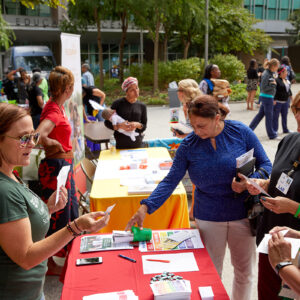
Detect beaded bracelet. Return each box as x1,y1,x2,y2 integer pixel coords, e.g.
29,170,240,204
66,222,81,237
73,219,81,233
294,204,300,218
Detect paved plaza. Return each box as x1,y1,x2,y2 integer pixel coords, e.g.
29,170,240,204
45,84,300,300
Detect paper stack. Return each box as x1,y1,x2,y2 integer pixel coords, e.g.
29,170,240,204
112,230,134,243
83,289,138,299
150,280,192,300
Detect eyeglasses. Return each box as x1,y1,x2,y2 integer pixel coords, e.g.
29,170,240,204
4,133,40,148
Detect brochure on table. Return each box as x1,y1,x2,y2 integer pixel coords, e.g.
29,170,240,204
83,289,138,300
80,234,133,253
93,149,173,194
139,229,204,252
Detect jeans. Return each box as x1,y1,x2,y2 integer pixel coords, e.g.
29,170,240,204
273,100,289,133
195,218,256,300
249,96,277,139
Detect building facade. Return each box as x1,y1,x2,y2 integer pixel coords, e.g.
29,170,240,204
244,0,300,57
0,0,146,77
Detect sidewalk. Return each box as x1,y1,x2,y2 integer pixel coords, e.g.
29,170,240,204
44,83,300,299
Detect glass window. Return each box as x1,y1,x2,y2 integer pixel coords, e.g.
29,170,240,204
280,9,289,20
255,6,264,19
267,8,277,20
110,44,119,54
39,5,51,17
268,0,277,9
102,44,109,54
280,1,289,9
3,0,17,14
293,0,300,9
256,0,264,5
244,0,250,5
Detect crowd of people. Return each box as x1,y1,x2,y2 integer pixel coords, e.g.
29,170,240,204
0,56,300,300
248,56,295,139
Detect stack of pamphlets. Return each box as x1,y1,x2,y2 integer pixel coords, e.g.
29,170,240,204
112,230,134,244
150,280,191,300
83,289,138,299
80,235,133,253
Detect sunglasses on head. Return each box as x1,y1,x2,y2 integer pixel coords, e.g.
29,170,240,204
4,133,40,148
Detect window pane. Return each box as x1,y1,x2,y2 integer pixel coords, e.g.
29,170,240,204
255,6,264,19
3,0,17,14
267,8,276,20
244,0,250,5
256,0,264,5
268,0,277,9
39,5,51,17
280,9,289,20
293,0,300,9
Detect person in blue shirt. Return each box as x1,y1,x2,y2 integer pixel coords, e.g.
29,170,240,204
126,95,272,300
81,63,95,87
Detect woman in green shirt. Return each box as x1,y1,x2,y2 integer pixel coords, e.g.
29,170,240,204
0,103,110,300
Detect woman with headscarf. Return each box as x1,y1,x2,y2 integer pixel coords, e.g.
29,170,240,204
104,77,147,149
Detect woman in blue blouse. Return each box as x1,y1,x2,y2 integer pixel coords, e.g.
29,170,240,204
126,95,272,300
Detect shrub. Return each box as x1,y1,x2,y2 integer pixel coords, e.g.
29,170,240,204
210,54,246,83
229,83,260,101
130,57,204,89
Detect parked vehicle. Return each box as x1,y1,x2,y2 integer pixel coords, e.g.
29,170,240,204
3,45,56,78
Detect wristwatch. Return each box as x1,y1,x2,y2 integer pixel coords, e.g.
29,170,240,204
275,261,293,275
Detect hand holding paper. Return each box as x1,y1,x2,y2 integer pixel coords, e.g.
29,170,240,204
56,165,71,205
240,174,271,197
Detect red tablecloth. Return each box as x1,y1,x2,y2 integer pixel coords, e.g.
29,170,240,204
61,234,229,300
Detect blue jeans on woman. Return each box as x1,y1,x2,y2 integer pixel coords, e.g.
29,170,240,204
273,100,290,133
249,96,277,139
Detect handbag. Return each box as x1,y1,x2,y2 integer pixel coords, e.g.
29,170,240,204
244,167,270,236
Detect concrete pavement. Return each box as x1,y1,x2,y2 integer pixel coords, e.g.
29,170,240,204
44,84,300,300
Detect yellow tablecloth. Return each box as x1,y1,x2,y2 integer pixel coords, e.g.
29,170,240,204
90,147,190,233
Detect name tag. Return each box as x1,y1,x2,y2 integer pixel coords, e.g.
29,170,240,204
276,172,293,195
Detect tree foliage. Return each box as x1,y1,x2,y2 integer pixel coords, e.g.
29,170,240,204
0,5,15,49
18,0,74,9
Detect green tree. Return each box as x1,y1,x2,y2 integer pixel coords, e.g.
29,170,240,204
0,5,15,50
131,0,175,93
287,9,300,45
110,0,134,83
19,0,73,8
175,0,204,59
205,2,271,55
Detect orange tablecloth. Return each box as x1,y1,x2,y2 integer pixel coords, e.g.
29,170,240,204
61,233,229,300
90,147,190,233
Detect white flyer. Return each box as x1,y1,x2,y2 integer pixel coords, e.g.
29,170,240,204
56,165,70,205
239,174,271,197
105,203,116,214
236,148,254,168
89,99,104,111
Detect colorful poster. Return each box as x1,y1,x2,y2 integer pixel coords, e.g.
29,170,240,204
139,229,204,252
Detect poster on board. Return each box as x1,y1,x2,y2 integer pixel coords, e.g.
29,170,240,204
60,32,84,166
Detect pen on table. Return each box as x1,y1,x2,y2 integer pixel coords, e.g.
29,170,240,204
118,254,136,263
146,259,170,263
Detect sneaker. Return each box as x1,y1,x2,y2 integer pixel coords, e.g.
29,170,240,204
269,136,281,140
283,130,293,134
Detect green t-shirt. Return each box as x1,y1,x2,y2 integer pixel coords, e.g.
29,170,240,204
0,172,50,300
39,78,49,103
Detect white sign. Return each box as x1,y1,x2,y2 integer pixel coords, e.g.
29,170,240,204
60,33,85,166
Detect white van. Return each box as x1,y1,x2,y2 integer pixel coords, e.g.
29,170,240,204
3,45,56,77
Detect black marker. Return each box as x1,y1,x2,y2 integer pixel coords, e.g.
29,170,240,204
118,254,136,263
